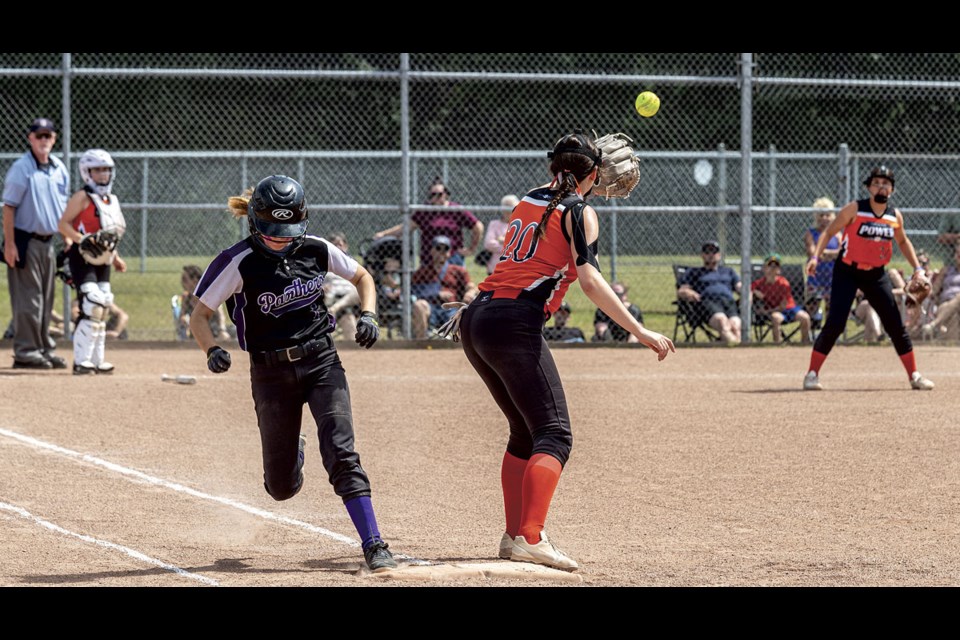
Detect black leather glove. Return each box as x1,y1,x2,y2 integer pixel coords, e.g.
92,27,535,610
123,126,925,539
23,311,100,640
355,311,380,349
206,346,232,373
79,233,103,257
55,249,73,285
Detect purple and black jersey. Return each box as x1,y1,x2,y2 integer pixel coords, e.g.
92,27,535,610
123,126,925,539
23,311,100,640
195,234,359,352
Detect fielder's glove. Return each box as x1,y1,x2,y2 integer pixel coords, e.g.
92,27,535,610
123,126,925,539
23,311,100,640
206,346,232,373
593,132,641,199
79,233,104,258
905,276,932,307
355,311,380,349
436,301,468,342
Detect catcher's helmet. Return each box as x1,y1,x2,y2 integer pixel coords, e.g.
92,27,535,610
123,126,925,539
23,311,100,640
79,148,115,197
863,165,895,188
247,175,308,250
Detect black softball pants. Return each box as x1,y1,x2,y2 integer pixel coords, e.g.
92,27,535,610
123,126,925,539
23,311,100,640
249,340,371,502
813,260,913,356
459,295,573,467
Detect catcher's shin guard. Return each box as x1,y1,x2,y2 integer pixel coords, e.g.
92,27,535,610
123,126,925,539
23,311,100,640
92,321,113,372
73,318,97,372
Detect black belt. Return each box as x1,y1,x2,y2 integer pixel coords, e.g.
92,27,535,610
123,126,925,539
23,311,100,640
249,335,332,366
30,233,53,242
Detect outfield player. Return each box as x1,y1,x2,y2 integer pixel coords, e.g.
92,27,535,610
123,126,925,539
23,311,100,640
456,133,675,570
803,166,934,391
189,175,397,572
57,149,127,374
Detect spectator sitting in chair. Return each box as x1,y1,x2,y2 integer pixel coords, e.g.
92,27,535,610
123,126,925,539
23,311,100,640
543,301,586,343
174,264,231,341
411,235,478,339
323,231,361,341
750,253,812,344
677,240,742,345
592,281,644,343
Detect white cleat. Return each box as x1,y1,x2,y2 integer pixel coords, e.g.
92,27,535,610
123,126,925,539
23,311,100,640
910,372,935,390
803,371,823,391
96,362,115,374
510,531,578,571
498,532,513,560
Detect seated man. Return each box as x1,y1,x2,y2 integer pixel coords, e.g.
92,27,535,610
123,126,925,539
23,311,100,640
411,235,478,339
174,264,231,341
677,240,742,345
592,281,644,342
323,232,360,341
750,253,812,344
543,301,586,343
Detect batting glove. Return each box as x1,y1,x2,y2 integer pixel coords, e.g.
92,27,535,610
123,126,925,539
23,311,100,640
355,311,380,349
436,301,468,342
206,346,232,373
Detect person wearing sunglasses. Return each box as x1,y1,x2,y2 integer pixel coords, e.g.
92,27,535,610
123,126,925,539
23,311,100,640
2,117,70,370
373,178,484,268
676,240,743,345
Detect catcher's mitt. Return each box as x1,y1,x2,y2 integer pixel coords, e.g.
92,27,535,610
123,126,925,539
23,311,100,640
593,132,640,199
905,276,931,307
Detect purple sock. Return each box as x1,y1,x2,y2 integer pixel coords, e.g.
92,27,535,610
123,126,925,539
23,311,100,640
345,496,381,549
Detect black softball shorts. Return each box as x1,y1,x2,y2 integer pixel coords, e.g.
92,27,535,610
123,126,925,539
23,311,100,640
459,295,573,467
249,342,371,502
813,260,913,356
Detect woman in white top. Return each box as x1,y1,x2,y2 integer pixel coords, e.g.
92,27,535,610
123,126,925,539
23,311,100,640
482,194,519,275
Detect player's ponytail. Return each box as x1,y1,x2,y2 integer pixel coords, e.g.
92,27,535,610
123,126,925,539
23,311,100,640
226,187,254,219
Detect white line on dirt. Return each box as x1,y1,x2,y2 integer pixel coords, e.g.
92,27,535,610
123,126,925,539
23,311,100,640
0,427,428,565
0,500,219,586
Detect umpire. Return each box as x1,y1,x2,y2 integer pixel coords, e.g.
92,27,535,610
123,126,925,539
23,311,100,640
189,175,397,572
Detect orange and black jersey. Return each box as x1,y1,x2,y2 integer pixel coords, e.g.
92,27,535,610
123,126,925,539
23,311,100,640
840,198,899,268
479,187,598,316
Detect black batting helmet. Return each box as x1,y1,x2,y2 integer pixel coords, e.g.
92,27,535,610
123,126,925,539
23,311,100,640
863,165,895,188
248,175,308,239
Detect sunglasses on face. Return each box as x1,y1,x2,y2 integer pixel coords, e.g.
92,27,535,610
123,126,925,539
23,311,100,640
428,190,447,199
702,248,720,254
433,245,451,252
34,132,53,139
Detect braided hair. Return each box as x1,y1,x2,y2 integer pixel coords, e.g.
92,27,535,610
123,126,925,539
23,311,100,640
538,132,601,239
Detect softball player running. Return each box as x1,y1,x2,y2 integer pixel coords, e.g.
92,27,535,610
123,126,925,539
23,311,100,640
455,133,675,570
57,149,127,375
189,175,396,572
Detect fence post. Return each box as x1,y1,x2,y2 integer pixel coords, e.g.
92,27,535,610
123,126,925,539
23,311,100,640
739,52,755,343
838,143,850,204
61,54,73,339
400,53,412,339
717,142,727,250
610,202,618,283
767,144,776,255
140,157,149,273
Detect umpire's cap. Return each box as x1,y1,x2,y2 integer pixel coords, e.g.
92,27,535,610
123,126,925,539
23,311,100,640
863,165,895,188
248,175,308,238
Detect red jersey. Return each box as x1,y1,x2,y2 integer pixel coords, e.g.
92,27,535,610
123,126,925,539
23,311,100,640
841,198,899,268
479,187,585,315
750,275,795,310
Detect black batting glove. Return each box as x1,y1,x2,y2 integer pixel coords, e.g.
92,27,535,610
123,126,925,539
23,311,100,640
355,311,380,349
206,346,232,373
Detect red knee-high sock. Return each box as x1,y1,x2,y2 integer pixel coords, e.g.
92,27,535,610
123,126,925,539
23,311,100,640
517,453,563,544
808,350,827,375
900,351,917,379
501,451,528,538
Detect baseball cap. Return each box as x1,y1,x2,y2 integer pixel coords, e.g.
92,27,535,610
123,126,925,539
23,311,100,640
764,253,782,266
702,240,720,252
432,235,452,249
28,117,56,134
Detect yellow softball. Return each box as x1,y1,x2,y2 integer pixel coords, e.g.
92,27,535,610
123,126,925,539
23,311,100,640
635,91,660,118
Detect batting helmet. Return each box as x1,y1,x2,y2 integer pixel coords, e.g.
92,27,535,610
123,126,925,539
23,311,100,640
247,175,308,252
863,165,895,188
79,149,115,197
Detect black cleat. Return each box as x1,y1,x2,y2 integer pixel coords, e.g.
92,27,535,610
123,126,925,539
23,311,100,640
46,355,67,369
73,363,96,375
363,539,397,572
13,358,53,370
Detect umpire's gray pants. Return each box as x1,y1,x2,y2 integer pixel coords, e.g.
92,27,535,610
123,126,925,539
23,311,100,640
7,237,57,363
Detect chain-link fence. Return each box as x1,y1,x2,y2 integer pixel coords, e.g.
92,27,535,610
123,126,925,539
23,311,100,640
2,53,958,342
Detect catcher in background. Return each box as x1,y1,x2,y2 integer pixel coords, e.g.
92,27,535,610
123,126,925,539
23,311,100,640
57,149,126,375
803,166,934,391
443,131,673,571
